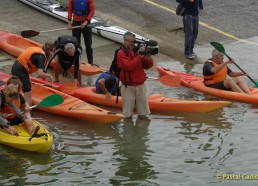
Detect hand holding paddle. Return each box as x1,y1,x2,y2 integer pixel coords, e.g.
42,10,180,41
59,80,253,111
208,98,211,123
5,94,64,118
210,42,258,87
21,21,108,38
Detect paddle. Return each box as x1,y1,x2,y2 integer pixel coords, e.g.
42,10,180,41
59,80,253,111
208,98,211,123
32,82,59,88
148,75,181,87
21,21,108,38
6,94,64,117
30,94,64,109
210,42,258,87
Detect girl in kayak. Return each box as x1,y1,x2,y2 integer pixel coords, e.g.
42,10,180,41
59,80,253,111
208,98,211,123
0,77,39,136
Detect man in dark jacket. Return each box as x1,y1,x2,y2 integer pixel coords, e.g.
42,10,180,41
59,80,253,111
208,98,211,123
176,0,204,59
44,35,82,86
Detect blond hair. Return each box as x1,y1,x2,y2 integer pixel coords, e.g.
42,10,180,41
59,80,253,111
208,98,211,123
6,76,23,92
3,85,19,99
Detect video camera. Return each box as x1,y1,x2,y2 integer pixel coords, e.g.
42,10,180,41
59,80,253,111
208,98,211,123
134,40,159,55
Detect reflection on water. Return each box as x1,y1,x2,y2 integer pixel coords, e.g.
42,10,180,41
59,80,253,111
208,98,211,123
0,139,52,185
110,118,158,185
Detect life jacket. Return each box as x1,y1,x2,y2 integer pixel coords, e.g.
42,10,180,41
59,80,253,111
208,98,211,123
1,93,21,120
73,0,89,16
17,47,46,74
55,35,82,76
203,60,227,85
95,72,117,94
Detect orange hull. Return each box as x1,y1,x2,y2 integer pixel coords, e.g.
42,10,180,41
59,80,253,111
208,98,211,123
31,78,231,113
0,72,123,124
156,66,258,104
0,30,104,76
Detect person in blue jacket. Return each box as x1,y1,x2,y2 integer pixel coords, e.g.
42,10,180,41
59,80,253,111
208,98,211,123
176,0,204,59
95,68,119,100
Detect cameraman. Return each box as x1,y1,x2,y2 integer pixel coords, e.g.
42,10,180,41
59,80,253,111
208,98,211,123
117,31,154,121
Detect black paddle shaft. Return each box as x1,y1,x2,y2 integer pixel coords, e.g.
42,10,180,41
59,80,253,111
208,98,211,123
225,53,257,85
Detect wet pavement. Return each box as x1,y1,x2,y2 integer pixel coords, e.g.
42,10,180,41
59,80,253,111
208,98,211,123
92,0,258,63
1,0,258,67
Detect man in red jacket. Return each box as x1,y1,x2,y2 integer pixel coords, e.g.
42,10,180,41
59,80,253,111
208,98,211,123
117,32,154,120
68,0,95,65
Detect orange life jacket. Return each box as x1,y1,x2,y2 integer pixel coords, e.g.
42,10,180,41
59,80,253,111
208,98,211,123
2,96,21,120
203,60,227,85
17,47,46,74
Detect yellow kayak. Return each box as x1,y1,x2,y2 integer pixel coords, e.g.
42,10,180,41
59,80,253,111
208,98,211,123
0,120,53,153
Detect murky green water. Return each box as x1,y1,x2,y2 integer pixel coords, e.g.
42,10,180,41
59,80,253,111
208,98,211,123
1,38,258,186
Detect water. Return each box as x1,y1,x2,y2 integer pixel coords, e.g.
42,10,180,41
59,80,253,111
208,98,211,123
1,38,258,185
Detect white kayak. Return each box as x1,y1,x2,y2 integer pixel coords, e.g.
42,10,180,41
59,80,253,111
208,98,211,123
19,0,148,44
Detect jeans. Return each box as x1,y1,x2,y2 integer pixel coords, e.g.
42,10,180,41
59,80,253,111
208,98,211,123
183,15,199,55
72,21,93,64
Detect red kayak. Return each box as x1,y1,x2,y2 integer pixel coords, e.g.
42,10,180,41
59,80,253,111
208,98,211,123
0,30,105,76
156,66,258,104
31,77,231,113
0,72,124,124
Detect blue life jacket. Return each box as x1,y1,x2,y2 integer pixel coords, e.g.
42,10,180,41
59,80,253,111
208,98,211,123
73,0,89,16
95,72,117,94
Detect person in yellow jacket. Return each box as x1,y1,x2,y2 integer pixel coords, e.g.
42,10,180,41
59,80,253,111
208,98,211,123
203,49,250,93
11,47,53,106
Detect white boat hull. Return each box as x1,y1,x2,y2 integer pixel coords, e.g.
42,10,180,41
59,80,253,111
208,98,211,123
19,0,148,44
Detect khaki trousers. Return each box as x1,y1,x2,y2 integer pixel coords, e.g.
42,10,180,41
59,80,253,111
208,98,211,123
121,84,150,117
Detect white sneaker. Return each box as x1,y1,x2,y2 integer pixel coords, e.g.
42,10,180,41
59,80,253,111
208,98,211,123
185,54,195,59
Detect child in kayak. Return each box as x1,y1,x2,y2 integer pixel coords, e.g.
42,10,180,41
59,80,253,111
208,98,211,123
0,77,39,136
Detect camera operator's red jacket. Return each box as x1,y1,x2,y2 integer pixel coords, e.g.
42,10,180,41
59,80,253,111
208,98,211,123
117,49,153,86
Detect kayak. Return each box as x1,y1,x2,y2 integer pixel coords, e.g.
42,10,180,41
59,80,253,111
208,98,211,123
0,72,124,124
31,78,232,113
0,30,104,76
156,66,258,104
0,119,53,153
18,0,148,44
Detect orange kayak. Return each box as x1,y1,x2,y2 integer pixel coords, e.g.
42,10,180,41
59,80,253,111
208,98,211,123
156,66,258,104
31,77,231,113
0,30,105,76
0,72,123,124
